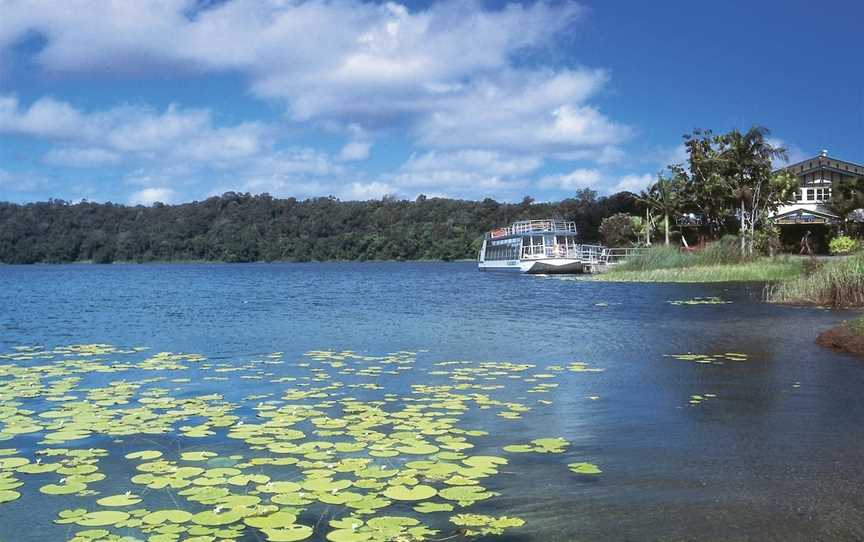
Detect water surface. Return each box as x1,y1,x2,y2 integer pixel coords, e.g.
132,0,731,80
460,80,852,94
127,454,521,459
1,262,862,541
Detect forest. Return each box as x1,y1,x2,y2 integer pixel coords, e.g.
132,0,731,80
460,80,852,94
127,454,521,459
0,189,639,263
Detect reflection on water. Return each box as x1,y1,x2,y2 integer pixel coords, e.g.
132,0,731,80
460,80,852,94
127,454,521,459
1,262,863,541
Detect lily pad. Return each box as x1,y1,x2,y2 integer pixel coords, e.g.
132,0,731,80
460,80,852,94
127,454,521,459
191,508,244,526
382,485,437,501
261,524,314,541
142,510,194,524
0,489,21,503
75,511,131,527
96,493,142,507
568,462,602,474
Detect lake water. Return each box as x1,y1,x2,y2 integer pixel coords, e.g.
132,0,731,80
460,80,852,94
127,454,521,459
1,262,863,541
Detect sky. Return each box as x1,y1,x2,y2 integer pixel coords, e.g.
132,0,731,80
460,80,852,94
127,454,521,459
1,0,862,205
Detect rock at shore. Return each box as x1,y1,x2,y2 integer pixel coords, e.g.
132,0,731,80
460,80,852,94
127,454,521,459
817,323,864,358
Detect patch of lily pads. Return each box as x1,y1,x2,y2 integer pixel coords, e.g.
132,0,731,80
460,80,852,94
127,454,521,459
664,352,749,364
0,343,609,541
668,296,732,306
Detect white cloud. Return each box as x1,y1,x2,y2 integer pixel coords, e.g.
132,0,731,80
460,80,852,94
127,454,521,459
552,145,625,164
767,137,807,167
0,1,629,156
0,0,642,202
0,95,271,165
340,182,394,200
0,94,90,138
43,147,121,167
608,173,653,194
402,150,542,177
414,69,629,152
128,187,177,206
538,168,602,190
338,141,372,161
656,144,688,167
378,149,537,199
0,169,46,192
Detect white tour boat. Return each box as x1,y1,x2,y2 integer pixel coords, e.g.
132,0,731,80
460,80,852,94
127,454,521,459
478,219,607,274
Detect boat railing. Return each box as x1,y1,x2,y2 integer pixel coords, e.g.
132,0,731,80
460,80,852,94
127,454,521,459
489,219,577,238
520,243,609,262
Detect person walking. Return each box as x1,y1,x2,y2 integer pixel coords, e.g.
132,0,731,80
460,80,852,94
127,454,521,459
799,230,813,255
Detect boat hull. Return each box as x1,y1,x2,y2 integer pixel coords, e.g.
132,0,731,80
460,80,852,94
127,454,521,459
478,258,588,274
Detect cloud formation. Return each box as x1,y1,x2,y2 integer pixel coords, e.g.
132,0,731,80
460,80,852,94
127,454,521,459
0,0,639,202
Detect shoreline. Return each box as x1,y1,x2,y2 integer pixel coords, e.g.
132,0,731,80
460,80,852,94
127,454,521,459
1,258,479,265
817,317,864,358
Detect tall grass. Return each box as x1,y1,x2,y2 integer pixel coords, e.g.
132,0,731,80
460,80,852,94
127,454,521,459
598,260,802,283
598,236,804,282
617,236,750,272
766,253,864,307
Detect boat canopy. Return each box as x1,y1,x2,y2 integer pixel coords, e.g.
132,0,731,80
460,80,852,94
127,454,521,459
487,219,577,239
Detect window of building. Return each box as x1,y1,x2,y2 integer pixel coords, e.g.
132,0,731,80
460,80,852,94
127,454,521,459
806,189,814,201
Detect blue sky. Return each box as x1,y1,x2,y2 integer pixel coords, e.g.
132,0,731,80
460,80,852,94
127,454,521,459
1,0,862,205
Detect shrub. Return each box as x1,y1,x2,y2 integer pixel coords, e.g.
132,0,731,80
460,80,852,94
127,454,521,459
599,213,638,247
829,235,858,255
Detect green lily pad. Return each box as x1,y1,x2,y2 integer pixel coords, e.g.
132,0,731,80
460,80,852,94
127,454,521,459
326,529,373,542
439,486,496,506
124,450,163,460
96,493,142,507
75,511,131,527
382,485,437,501
245,511,298,529
568,462,602,474
142,510,193,524
413,502,453,513
0,489,21,503
261,524,314,541
191,508,244,526
40,482,87,495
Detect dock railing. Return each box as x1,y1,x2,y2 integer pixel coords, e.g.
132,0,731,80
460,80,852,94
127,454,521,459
603,247,648,265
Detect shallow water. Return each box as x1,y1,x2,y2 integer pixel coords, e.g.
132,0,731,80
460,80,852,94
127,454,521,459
1,262,863,541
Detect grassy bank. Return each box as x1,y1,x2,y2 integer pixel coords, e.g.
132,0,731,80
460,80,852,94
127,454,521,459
595,259,802,283
765,253,864,307
594,239,802,282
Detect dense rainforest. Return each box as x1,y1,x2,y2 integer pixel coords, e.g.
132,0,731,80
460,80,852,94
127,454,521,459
0,190,640,263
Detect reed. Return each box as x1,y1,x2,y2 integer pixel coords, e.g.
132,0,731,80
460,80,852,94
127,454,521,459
616,236,750,272
765,253,864,308
598,236,801,282
597,259,802,283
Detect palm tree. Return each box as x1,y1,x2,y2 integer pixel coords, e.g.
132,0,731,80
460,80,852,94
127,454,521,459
639,170,685,245
718,127,788,255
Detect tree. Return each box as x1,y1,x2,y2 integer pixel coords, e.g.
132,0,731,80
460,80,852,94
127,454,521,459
599,213,639,247
639,169,686,245
717,127,792,255
680,129,730,239
827,176,864,234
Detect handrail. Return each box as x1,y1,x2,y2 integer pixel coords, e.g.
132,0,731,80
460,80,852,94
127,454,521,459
488,219,577,238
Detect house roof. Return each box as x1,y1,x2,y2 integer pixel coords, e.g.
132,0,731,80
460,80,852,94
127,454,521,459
773,207,839,225
777,153,864,178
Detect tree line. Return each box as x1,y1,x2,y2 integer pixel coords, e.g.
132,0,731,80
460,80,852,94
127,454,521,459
607,126,863,255
0,190,639,264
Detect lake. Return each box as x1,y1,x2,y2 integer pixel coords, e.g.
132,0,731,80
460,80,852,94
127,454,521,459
1,262,863,541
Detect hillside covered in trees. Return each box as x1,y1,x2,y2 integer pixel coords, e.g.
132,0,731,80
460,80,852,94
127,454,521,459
0,190,639,264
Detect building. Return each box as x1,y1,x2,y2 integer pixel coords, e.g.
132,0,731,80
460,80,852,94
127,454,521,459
772,150,864,251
